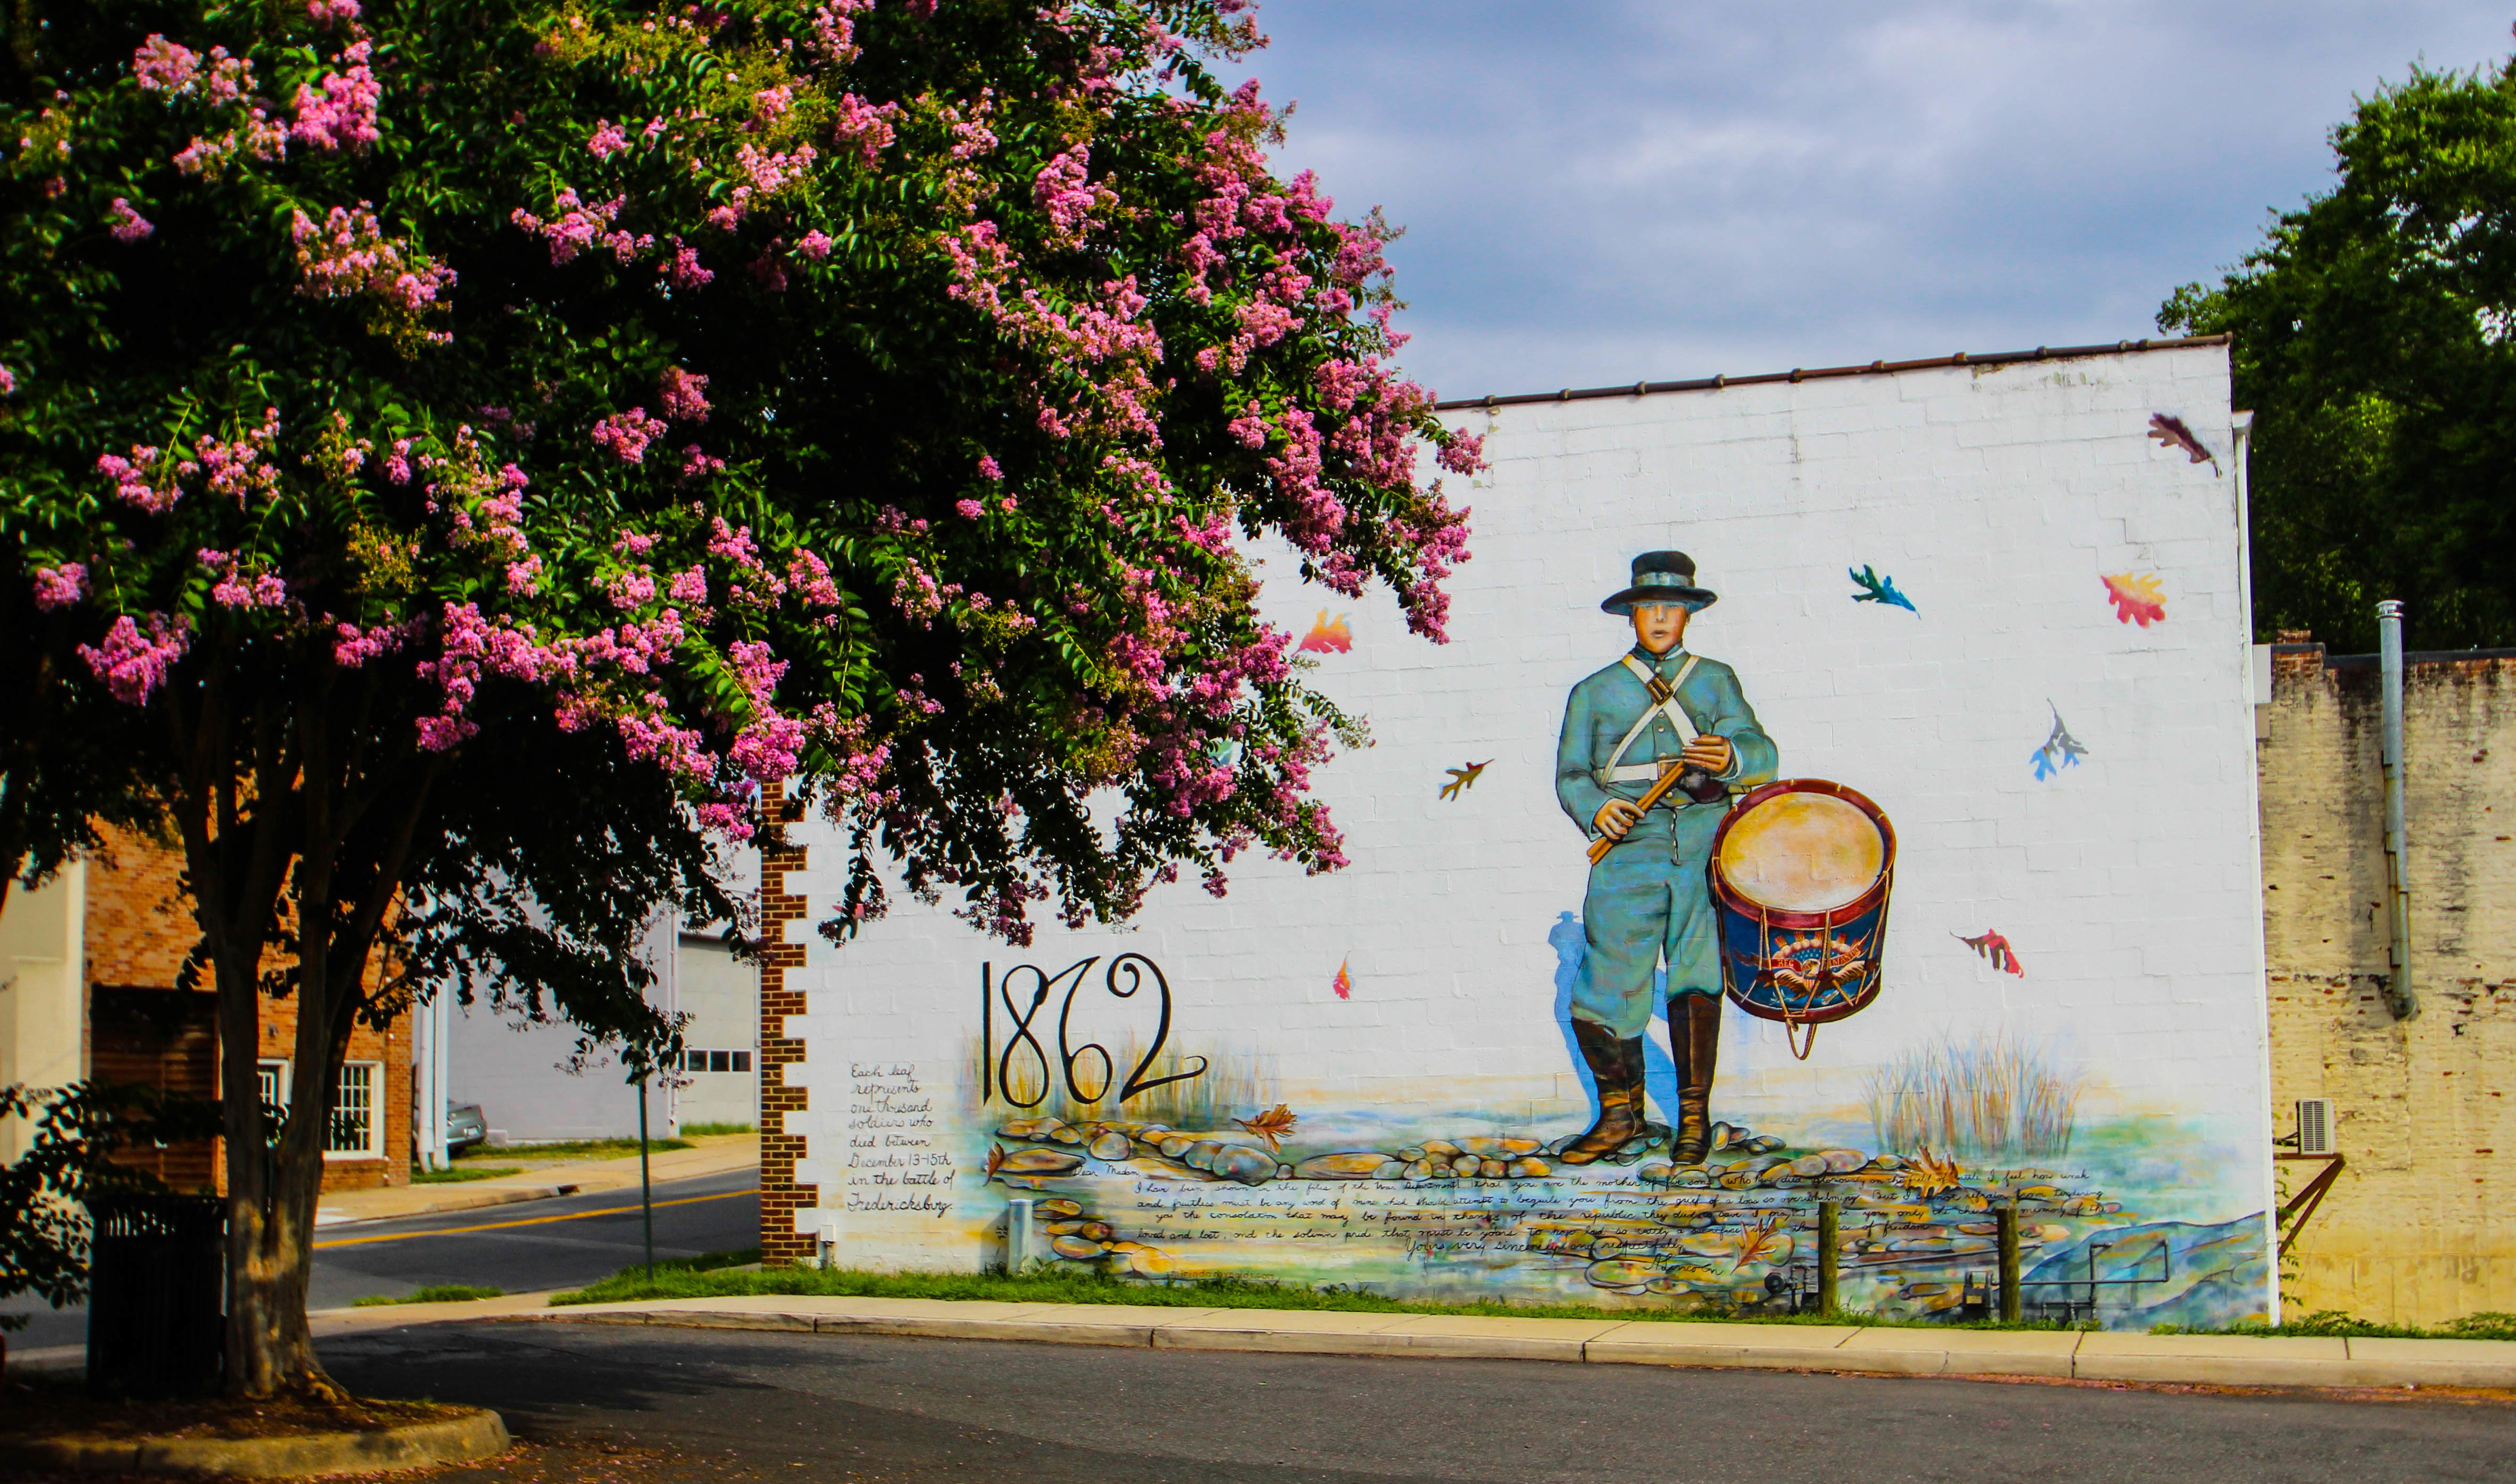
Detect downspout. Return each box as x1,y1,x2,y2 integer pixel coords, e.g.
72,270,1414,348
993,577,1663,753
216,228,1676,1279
2378,599,2415,1019
2231,410,2280,1324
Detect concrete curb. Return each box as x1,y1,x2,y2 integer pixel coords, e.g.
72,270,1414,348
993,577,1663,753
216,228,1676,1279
0,1407,509,1479
521,1298,2516,1391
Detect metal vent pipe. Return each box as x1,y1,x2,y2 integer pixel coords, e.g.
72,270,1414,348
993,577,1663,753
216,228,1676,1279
2378,599,2415,1019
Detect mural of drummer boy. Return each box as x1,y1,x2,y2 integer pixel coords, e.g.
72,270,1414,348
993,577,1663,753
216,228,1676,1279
1554,551,1775,1167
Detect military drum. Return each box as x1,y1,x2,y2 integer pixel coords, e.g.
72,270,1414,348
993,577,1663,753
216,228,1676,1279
1706,779,1897,1057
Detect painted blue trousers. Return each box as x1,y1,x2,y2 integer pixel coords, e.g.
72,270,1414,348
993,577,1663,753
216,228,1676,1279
1575,800,1728,1039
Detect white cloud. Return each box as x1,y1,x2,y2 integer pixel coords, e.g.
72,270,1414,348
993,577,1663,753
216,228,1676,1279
1236,0,2516,398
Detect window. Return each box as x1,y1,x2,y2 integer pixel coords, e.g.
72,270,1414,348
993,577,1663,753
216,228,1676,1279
326,1061,381,1158
683,1049,753,1073
257,1060,290,1112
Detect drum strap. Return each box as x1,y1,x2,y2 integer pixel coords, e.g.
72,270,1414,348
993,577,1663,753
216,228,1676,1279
1597,654,1701,786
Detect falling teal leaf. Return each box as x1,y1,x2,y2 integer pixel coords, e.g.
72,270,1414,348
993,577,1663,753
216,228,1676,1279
1849,565,1917,613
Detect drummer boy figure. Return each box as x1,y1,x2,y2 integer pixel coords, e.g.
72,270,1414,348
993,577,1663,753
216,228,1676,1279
1554,551,1776,1166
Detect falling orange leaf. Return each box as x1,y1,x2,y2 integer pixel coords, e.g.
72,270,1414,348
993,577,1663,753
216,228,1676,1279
2101,573,2166,627
1299,610,1353,653
1901,1144,1965,1198
1233,1104,1299,1153
984,1143,1006,1182
1332,959,1352,1000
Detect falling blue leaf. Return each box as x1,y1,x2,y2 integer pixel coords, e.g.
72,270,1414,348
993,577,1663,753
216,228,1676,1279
2031,702,2090,781
1849,565,1918,613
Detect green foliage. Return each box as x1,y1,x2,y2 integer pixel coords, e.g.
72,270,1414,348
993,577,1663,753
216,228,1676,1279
2162,50,2516,651
676,1122,752,1136
351,1283,503,1305
0,1081,224,1324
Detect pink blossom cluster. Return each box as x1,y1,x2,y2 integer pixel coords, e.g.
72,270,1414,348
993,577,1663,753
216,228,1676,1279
107,198,155,242
1032,146,1111,246
133,35,252,100
658,367,710,422
191,407,284,506
805,0,872,64
290,39,381,152
679,444,726,481
78,613,190,705
590,408,668,464
199,548,291,609
512,190,649,266
709,518,789,607
31,562,86,610
662,238,714,289
96,446,181,513
290,203,457,331
0,364,14,396
305,0,361,22
787,549,842,608
830,95,898,165
587,119,631,158
332,617,412,669
734,142,817,198
797,229,834,260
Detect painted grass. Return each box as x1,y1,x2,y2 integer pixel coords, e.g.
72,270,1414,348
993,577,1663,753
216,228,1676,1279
409,1164,522,1185
353,1284,504,1307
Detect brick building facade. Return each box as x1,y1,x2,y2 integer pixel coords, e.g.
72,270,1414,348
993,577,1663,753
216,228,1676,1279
0,824,409,1194
2260,640,2515,1326
756,784,814,1266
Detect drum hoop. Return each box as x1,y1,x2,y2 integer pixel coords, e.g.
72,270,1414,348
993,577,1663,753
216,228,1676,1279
1707,778,1899,928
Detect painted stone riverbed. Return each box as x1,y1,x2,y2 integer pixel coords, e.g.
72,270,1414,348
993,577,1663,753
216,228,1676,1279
983,1112,2268,1326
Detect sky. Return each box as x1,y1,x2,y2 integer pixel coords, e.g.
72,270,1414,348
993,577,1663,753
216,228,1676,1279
1231,2,2516,403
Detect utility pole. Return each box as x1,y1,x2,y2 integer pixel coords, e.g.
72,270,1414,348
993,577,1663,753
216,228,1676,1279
636,1068,656,1279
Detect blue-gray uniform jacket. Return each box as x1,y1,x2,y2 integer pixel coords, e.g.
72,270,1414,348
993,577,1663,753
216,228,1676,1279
1554,646,1778,1037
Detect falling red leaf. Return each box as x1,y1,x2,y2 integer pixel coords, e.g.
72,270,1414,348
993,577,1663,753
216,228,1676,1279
1954,928,2025,977
1332,959,1353,999
2101,572,2166,627
1299,610,1353,654
2147,412,2218,469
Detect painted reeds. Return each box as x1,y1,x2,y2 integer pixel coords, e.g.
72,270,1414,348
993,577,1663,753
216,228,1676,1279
1861,1031,2084,1159
965,1029,1267,1134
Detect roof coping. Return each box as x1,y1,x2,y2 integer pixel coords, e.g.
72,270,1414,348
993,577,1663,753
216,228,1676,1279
1432,334,2231,413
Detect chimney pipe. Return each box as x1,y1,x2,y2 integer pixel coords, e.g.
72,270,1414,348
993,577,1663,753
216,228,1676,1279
2378,599,2414,1019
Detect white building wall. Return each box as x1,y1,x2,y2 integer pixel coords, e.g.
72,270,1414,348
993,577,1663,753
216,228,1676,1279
778,344,2272,1327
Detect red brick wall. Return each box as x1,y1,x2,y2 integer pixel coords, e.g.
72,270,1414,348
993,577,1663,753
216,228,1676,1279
82,826,411,1194
758,783,814,1265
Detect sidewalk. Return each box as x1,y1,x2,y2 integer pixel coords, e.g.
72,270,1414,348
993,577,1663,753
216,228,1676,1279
312,1134,759,1225
519,1294,2516,1391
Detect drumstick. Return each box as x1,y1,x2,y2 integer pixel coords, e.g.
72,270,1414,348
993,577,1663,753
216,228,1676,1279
1588,766,1694,865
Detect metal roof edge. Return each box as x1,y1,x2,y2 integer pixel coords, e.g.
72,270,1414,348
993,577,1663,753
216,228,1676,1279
1431,334,2232,414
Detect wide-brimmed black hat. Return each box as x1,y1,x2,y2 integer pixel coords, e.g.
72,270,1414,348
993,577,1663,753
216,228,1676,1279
1601,550,1717,615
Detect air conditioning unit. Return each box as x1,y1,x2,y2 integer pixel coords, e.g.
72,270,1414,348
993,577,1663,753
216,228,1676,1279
2296,1098,2334,1156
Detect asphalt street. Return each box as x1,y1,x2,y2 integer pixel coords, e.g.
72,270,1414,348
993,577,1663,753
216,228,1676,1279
0,1167,758,1352
312,1320,2516,1484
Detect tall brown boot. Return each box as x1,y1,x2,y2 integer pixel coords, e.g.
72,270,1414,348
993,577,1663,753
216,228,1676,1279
1560,1018,1645,1166
1670,993,1722,1164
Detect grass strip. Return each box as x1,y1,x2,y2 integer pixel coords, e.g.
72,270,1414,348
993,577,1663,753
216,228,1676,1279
409,1165,522,1185
352,1284,504,1307
679,1122,754,1137
453,1138,690,1161
547,1263,2516,1341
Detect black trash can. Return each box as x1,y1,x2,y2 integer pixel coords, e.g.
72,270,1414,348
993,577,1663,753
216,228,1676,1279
86,1194,224,1396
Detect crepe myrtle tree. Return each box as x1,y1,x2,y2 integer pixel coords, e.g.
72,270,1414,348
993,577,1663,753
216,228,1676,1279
0,0,1478,1394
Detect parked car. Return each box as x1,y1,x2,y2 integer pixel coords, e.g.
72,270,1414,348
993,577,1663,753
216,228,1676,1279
446,1102,489,1152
